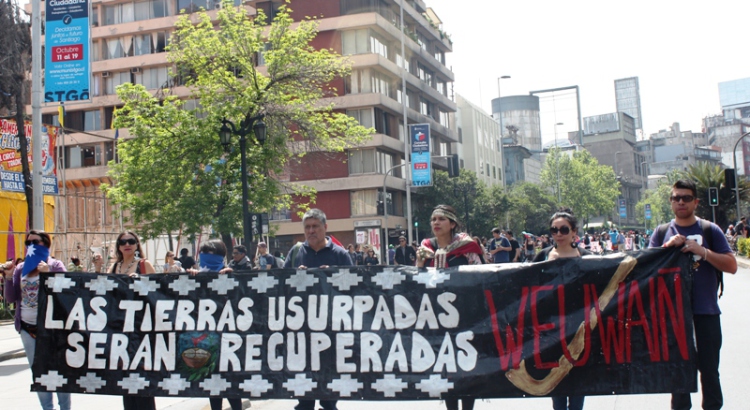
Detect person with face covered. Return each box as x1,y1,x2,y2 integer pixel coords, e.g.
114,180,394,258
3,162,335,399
4,230,71,410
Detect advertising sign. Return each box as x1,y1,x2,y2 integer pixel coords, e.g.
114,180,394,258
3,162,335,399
619,198,627,219
0,119,59,194
409,124,432,187
645,204,652,220
44,0,91,103
32,250,696,399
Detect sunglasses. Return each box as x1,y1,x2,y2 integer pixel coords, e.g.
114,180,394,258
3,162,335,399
670,195,695,203
25,239,43,246
549,226,571,235
118,238,138,246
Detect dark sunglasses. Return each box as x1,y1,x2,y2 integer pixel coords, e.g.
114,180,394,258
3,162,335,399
549,226,571,235
118,238,138,246
25,239,44,246
670,195,695,203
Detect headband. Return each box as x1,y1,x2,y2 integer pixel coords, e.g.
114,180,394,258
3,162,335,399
432,208,459,224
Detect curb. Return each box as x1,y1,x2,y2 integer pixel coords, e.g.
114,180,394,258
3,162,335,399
0,348,25,363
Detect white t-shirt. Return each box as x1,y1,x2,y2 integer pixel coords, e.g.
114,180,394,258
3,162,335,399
20,275,40,325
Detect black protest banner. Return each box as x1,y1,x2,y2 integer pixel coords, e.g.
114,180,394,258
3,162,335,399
31,248,696,400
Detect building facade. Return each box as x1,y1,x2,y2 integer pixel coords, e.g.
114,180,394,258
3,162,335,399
490,95,542,185
455,94,503,187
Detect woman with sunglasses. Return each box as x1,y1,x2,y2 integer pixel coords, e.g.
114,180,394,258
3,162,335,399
363,248,379,266
110,232,155,278
532,208,588,410
3,230,71,410
109,232,155,410
162,250,184,273
416,204,484,410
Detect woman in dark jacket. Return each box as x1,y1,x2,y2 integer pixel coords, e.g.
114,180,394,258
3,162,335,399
363,248,379,265
532,208,588,410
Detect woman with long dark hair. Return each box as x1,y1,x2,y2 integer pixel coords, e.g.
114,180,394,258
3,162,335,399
532,208,588,410
3,230,71,410
416,204,484,410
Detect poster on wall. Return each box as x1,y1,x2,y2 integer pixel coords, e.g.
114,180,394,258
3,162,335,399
0,119,59,194
32,249,696,399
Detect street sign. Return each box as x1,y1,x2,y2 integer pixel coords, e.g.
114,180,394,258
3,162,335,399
645,204,652,220
619,198,627,219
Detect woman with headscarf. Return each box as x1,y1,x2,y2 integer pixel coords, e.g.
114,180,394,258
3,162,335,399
532,207,589,410
3,230,71,410
416,204,484,410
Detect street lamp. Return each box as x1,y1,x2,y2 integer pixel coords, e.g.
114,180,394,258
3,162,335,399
497,75,511,187
219,114,267,246
454,184,476,235
554,122,563,203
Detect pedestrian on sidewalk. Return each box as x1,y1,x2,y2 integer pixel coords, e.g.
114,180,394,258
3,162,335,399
3,230,71,410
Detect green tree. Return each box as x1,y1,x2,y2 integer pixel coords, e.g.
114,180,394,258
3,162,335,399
506,182,557,235
103,3,372,240
540,148,620,227
681,162,750,227
635,182,673,231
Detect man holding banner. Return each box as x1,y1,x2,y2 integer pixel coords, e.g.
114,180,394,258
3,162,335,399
649,179,736,410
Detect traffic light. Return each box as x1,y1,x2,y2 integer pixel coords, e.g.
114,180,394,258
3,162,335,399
448,153,460,178
725,168,736,189
376,200,384,215
708,187,719,207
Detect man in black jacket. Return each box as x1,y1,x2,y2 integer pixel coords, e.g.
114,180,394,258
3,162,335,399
394,236,416,266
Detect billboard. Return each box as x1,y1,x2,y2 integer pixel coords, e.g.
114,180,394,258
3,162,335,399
44,0,91,102
409,124,432,187
0,119,59,194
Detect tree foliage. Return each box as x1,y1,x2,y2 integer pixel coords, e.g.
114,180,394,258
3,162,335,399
540,148,620,226
104,3,372,239
0,0,33,219
506,182,557,235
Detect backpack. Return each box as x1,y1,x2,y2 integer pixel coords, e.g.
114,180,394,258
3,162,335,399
583,235,590,245
655,219,723,297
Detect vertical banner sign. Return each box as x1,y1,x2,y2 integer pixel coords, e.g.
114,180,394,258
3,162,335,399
743,139,750,176
0,119,59,194
45,0,91,103
409,124,432,187
619,198,627,219
645,204,652,220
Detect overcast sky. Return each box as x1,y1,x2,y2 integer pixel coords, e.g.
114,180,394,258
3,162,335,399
425,0,750,144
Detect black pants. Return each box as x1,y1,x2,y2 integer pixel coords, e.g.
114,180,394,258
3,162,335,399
672,314,723,410
122,396,155,410
552,396,584,410
210,397,243,410
445,398,474,410
295,400,337,410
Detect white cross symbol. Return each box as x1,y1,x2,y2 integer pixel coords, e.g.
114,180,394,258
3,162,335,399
372,268,406,290
46,274,75,293
327,268,362,291
239,375,273,397
117,373,150,394
199,374,231,395
286,270,319,292
247,272,279,293
77,372,106,393
282,374,316,396
85,276,118,295
327,374,363,397
168,275,199,296
208,275,239,295
415,374,454,397
371,374,408,397
130,276,159,296
158,374,191,395
412,269,451,288
35,370,67,391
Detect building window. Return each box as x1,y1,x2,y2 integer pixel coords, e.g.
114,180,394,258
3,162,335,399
269,206,292,221
369,33,388,58
134,66,170,89
370,70,392,98
351,189,378,216
104,72,132,95
346,108,374,128
65,143,102,168
341,29,368,55
439,110,450,128
84,110,102,131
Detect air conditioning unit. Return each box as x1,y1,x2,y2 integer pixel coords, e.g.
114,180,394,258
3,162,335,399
215,2,222,9
130,67,142,74
101,71,111,78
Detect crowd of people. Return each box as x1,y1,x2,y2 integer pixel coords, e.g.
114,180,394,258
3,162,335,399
1,179,740,410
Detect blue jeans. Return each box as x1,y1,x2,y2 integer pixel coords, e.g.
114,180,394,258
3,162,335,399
672,315,723,410
552,396,584,410
20,329,72,410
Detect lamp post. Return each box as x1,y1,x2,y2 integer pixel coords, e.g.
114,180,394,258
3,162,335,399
219,114,267,246
497,75,511,186
383,162,409,264
732,131,750,221
554,122,564,203
454,183,476,235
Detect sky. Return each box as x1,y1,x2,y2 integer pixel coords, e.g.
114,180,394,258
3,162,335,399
425,0,750,145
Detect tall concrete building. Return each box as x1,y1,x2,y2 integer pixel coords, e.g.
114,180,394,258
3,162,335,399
455,94,503,187
32,0,457,260
705,77,750,173
490,95,542,185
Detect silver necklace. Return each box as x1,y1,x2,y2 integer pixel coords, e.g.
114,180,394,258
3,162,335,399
118,258,138,275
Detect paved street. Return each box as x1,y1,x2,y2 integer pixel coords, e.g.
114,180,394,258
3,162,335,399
2,264,749,410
